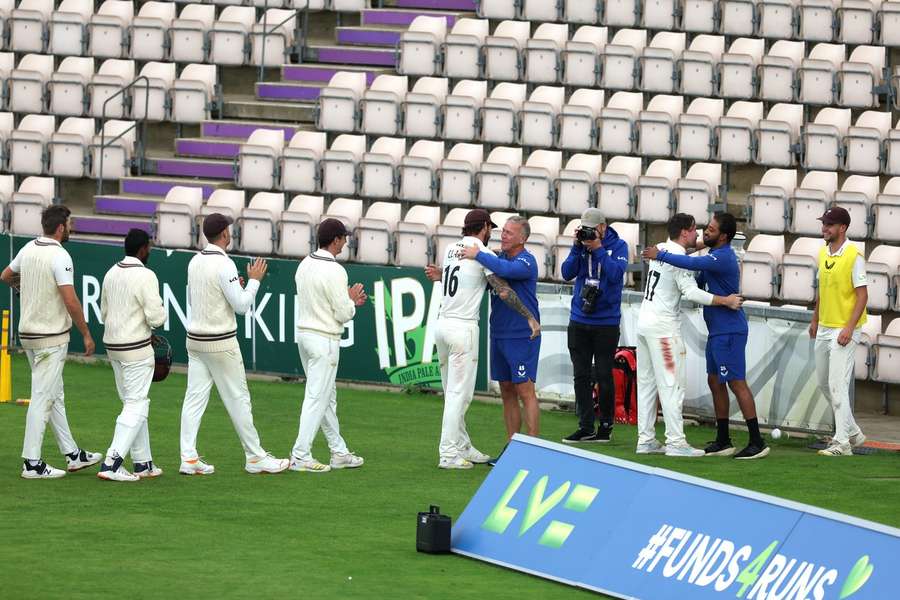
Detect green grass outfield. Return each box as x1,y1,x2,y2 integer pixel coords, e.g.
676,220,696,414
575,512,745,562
1,355,898,600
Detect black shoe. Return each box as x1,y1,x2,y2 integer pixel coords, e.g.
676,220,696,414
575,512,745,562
562,429,598,444
486,444,508,467
704,440,736,456
734,442,770,460
594,425,612,443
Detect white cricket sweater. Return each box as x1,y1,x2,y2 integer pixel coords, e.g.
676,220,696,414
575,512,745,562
295,249,356,340
100,256,167,362
9,238,73,350
186,245,259,353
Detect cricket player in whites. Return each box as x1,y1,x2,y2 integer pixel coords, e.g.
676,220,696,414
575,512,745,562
636,214,743,457
97,229,167,482
0,205,101,478
427,209,540,470
179,213,289,475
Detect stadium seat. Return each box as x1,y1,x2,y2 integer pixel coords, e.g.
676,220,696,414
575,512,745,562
49,0,92,57
721,0,758,35
865,246,900,311
564,0,600,23
880,2,900,46
442,79,488,142
399,16,447,77
476,146,522,210
522,0,561,21
478,0,518,20
0,113,13,165
438,142,483,207
130,1,176,61
558,88,604,151
748,168,797,233
0,53,13,82
90,0,133,59
679,35,725,98
759,0,798,39
237,128,285,190
612,221,640,286
636,159,680,223
360,137,406,199
519,86,565,148
356,202,402,265
402,77,448,140
718,101,763,164
527,216,559,279
443,19,489,80
683,0,719,32
238,192,283,256
675,162,721,226
643,0,679,28
676,98,722,161
198,189,244,249
170,4,215,64
845,111,891,175
641,32,685,94
802,108,850,171
719,38,765,100
172,64,219,124
800,0,838,41
0,175,14,233
556,153,603,217
209,6,255,66
855,314,881,379
834,175,878,239
398,140,444,203
278,194,323,258
759,41,806,103
741,234,786,300
395,205,440,267
838,0,878,43
756,103,803,167
517,150,562,213
597,91,642,154
789,170,837,235
89,59,134,119
434,207,470,262
48,57,93,117
873,317,900,383
484,20,530,82
838,46,885,108
281,130,326,194
9,176,54,235
154,185,202,249
524,23,568,84
562,26,606,87
48,117,93,177
596,155,642,221
780,237,827,303
132,62,175,122
481,82,526,145
799,43,844,105
7,114,55,175
605,0,640,26
322,198,363,261
321,134,366,197
554,218,580,281
600,29,647,91
361,75,408,136
250,9,298,67
872,177,900,242
90,119,134,180
9,54,54,113
10,0,53,53
637,94,682,157
317,71,367,133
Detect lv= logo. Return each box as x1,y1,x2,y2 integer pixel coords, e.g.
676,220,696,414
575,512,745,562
481,469,599,549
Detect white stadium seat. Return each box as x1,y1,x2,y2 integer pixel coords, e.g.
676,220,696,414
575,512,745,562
172,64,219,124
9,54,54,113
846,111,891,175
438,142,483,207
719,38,765,100
89,0,133,59
133,62,175,122
597,91,642,154
209,6,255,66
517,150,562,213
361,75,408,136
239,192,284,256
679,35,724,98
48,117,94,177
873,317,900,383
596,155,641,221
834,175,878,239
799,0,838,42
799,43,844,105
759,0,798,39
477,146,522,210
89,59,134,119
675,162,721,226
484,20,530,82
637,94,682,157
676,98,722,161
606,0,640,26
171,4,216,64
640,32,685,94
600,29,646,91
839,46,885,108
564,0,600,22
10,0,53,53
779,237,825,303
558,88,604,152
317,71,367,133
524,23,568,84
556,153,603,217
399,140,444,203
442,79,488,142
278,194,323,258
402,77,448,140
721,0,758,35
321,134,366,196
478,0,518,20
356,202,402,265
718,101,763,164
562,26,606,87
7,114,55,175
749,168,797,233
554,218,580,281
395,205,440,267
360,137,406,199
527,216,559,279
741,234,786,300
802,108,850,171
250,9,298,67
873,178,900,242
48,57,94,117
865,246,900,311
855,314,881,379
90,119,134,180
756,103,803,167
635,159,680,223
759,41,806,103
237,128,285,190
322,197,363,261
481,82,526,145
155,185,202,249
789,170,837,235
49,0,92,57
399,16,447,77
9,176,54,236
131,1,176,61
443,18,489,80
281,130,326,194
519,86,565,148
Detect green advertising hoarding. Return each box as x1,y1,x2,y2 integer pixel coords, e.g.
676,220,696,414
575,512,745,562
0,235,488,392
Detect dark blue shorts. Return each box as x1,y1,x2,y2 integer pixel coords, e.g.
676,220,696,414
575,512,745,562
706,333,748,382
491,336,541,383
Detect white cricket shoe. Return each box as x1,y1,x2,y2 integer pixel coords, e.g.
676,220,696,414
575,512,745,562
665,444,706,458
179,458,215,475
818,443,852,457
133,461,163,479
289,458,331,473
439,456,474,470
850,432,867,448
97,464,139,482
21,461,66,480
635,439,666,455
330,453,364,469
460,447,491,464
245,454,290,474
65,449,102,472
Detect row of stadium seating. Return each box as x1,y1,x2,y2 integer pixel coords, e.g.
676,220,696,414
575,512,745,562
850,315,900,383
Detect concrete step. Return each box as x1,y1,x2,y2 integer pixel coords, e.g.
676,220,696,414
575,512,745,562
336,26,404,47
256,81,324,102
395,0,476,9
201,120,304,140
144,156,234,180
305,44,397,67
361,8,465,27
119,176,228,199
281,63,388,84
72,214,152,236
223,96,316,121
176,137,243,159
94,194,160,217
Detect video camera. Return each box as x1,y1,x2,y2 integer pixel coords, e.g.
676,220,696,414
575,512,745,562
575,226,598,243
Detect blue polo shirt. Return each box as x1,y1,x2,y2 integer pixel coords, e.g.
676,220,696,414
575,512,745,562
473,248,540,340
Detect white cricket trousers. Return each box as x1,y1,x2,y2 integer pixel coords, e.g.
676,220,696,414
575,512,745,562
106,356,154,462
435,318,479,460
815,327,863,446
22,343,78,460
292,331,349,462
180,348,267,461
636,333,688,447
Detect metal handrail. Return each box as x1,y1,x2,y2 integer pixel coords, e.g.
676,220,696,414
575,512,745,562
257,6,305,82
96,75,150,194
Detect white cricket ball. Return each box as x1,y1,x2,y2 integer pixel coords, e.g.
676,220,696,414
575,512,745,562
348,577,352,581
771,428,782,440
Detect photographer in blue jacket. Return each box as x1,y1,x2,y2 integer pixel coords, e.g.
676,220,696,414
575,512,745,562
560,208,629,443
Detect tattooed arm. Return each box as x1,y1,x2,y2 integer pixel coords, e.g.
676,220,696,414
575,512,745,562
486,274,541,339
